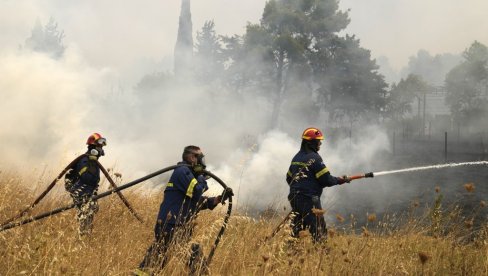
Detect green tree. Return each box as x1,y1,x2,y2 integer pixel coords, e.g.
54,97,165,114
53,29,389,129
386,74,430,121
401,50,461,86
25,17,65,59
224,0,351,127
313,35,387,123
194,20,224,85
445,41,488,125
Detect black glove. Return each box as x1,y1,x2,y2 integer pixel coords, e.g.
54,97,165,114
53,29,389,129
220,187,234,203
337,175,351,185
202,173,211,180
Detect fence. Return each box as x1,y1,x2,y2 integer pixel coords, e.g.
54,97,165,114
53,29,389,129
391,131,487,163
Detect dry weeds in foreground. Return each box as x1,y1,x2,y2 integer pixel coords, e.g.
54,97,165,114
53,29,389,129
0,173,487,275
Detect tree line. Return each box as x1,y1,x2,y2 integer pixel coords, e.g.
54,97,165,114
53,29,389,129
24,1,488,132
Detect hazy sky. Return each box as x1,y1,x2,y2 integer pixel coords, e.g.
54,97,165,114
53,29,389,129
1,0,487,73
340,0,488,69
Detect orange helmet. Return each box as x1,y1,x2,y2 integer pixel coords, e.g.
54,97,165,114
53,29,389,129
86,133,107,146
302,127,324,140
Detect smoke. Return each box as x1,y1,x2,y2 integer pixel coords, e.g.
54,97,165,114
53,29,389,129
207,126,391,212
0,41,393,214
0,46,114,168
376,56,400,85
210,130,296,210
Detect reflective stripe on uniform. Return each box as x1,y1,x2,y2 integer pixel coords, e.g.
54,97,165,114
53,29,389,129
315,167,329,178
287,171,292,177
88,155,98,160
167,182,174,187
186,178,198,197
291,162,308,167
79,167,88,175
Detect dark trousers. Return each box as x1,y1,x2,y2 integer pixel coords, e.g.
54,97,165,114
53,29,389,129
288,193,327,242
139,223,206,274
139,224,175,271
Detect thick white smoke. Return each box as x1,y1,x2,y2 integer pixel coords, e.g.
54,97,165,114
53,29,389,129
0,47,114,168
0,44,391,211
209,127,391,211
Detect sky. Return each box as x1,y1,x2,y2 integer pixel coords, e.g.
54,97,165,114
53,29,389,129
340,0,488,69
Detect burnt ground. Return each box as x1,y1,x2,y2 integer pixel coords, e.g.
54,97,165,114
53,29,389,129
332,137,487,229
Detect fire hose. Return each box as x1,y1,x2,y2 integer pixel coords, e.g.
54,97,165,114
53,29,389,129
201,170,233,265
0,155,85,227
0,164,233,267
0,155,143,228
263,172,374,242
97,161,144,223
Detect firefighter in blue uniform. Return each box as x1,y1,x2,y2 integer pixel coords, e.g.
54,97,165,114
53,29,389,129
286,127,349,242
65,133,107,236
136,145,233,275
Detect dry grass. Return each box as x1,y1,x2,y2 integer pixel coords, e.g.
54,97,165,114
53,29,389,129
0,172,487,275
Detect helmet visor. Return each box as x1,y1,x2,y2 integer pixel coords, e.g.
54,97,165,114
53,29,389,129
96,138,107,146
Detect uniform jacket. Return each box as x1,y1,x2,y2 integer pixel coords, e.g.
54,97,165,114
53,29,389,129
71,154,101,196
286,149,341,197
156,162,218,227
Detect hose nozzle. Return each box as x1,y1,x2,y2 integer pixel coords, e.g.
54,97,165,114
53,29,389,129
365,172,374,178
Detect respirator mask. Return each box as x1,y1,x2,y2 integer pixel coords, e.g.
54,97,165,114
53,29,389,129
89,146,105,157
192,153,206,175
307,139,321,152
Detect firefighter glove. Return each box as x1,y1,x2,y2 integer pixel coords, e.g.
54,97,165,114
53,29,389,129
220,187,234,203
337,175,350,185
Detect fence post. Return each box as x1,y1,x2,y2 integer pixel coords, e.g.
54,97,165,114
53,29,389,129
444,132,448,163
392,131,396,156
481,132,485,160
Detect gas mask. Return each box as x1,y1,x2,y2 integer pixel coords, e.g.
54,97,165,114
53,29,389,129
192,153,206,175
306,139,321,152
88,137,107,157
89,146,105,157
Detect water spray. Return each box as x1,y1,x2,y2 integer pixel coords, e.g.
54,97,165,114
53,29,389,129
343,161,487,181
372,161,488,177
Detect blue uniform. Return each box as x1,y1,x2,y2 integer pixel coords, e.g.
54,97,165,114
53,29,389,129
286,149,342,242
67,154,101,235
155,163,215,231
140,162,218,271
70,155,101,196
286,150,340,197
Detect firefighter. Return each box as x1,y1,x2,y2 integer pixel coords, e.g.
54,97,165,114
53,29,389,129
286,127,349,243
65,133,106,236
135,145,233,275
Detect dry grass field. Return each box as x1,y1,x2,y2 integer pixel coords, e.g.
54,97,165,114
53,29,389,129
0,171,486,275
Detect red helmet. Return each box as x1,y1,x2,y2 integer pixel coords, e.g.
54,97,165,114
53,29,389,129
86,133,107,146
302,127,324,140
